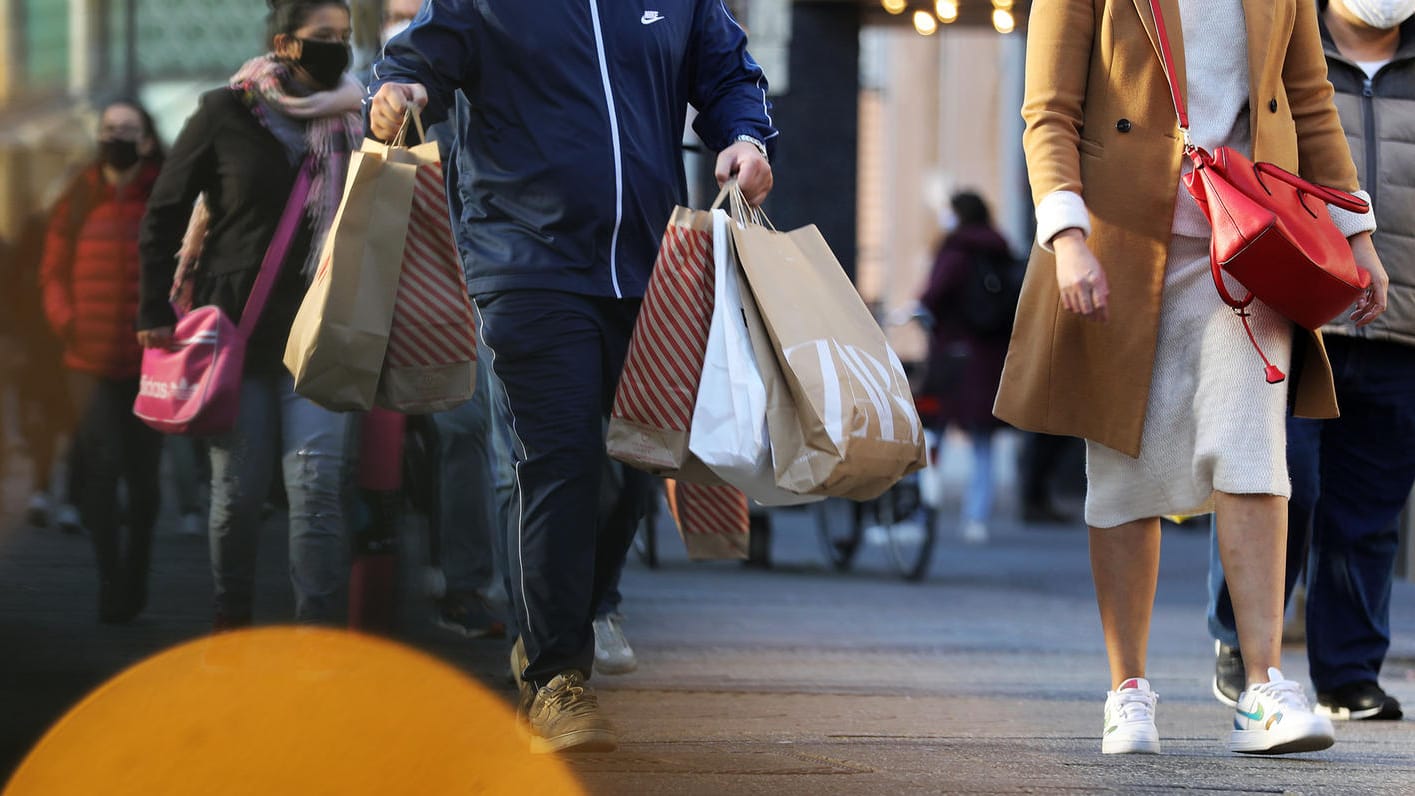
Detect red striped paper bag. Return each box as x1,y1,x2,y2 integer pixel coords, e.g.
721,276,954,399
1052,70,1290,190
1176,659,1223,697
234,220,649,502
286,119,474,413
664,479,750,560
376,159,477,414
607,205,715,475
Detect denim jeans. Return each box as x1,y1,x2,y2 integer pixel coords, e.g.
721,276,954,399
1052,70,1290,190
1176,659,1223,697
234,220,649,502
432,354,498,596
1207,336,1415,690
963,430,996,525
208,372,350,623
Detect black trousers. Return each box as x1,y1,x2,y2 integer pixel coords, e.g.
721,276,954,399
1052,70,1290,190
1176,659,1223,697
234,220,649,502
475,290,649,686
68,373,162,601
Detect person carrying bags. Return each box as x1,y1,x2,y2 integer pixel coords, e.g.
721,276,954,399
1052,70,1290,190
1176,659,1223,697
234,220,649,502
137,0,363,628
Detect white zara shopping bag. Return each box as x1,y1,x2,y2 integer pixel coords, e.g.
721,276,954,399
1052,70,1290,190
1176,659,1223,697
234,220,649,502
688,209,821,507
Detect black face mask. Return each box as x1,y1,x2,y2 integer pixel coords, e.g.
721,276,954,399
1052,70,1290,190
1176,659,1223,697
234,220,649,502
99,138,141,170
295,38,351,90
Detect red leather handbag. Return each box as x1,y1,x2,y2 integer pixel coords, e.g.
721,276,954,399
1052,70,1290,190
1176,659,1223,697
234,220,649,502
1149,0,1370,383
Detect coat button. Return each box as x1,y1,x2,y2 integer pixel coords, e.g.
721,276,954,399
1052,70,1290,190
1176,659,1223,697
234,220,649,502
1269,98,1279,112
1116,118,1132,133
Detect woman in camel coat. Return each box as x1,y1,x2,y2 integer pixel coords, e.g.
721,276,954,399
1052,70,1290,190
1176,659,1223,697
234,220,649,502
997,0,1388,756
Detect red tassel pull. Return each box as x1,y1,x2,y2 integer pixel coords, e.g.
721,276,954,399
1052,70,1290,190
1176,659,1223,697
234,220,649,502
1235,307,1286,384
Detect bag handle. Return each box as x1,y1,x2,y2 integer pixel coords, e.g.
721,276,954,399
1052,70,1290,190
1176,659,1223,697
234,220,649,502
391,107,427,149
1147,0,1191,147
1253,162,1370,214
237,159,314,339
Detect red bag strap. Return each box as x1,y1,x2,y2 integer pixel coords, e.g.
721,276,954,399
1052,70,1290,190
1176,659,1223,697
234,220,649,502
238,159,314,339
1148,0,1191,144
1253,162,1371,214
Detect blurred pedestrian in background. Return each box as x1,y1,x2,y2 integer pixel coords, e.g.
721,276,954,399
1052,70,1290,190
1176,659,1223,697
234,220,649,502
919,191,1019,545
8,182,83,535
1208,0,1415,723
1001,0,1387,756
39,99,165,622
138,0,363,627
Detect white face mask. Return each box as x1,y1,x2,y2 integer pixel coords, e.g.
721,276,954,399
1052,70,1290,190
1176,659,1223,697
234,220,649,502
938,208,959,233
1343,0,1415,29
382,19,411,47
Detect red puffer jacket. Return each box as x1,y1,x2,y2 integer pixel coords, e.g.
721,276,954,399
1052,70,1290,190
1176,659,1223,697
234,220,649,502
40,162,161,378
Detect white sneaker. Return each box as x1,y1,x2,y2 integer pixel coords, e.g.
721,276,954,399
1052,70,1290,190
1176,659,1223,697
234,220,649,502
961,520,989,545
593,613,638,675
54,504,82,534
1102,677,1161,754
25,493,51,527
1230,667,1334,755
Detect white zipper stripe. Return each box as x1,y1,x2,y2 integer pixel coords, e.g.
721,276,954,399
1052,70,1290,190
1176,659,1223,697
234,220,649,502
588,0,625,299
473,304,536,645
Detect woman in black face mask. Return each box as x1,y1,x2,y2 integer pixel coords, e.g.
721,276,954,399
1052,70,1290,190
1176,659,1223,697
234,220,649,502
38,100,164,622
136,0,360,629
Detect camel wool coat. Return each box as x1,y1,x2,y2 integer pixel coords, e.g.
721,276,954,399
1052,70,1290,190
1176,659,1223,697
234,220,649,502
995,0,1357,457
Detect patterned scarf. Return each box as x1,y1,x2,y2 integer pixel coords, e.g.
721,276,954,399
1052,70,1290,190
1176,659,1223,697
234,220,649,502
228,54,361,276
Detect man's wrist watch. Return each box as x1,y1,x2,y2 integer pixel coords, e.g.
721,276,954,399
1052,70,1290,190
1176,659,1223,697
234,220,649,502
734,134,769,162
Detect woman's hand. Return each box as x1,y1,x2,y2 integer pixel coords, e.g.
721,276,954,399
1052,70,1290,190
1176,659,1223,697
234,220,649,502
137,326,174,349
1053,229,1109,322
1348,232,1389,327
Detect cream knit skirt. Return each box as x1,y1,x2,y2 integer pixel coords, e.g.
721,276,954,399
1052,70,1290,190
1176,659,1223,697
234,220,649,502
1084,234,1293,528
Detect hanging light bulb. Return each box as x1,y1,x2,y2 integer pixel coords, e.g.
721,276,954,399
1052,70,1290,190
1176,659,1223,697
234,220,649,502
936,0,959,23
882,0,907,14
914,9,939,35
992,0,1014,9
993,8,1016,33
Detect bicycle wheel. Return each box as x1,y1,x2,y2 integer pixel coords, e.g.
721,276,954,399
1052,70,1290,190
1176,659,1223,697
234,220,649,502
867,474,937,582
815,498,863,571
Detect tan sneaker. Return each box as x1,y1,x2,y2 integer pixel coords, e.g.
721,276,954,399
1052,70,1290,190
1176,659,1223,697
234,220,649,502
510,637,533,718
526,671,618,754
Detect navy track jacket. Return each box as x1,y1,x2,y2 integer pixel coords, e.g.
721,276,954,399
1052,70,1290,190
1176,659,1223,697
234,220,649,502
369,0,778,299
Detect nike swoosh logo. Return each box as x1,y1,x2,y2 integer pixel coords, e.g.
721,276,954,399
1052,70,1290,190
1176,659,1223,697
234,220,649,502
641,12,665,24
1237,704,1264,722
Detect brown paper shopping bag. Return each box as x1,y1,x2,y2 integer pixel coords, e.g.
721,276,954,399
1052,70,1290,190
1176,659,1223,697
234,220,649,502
286,112,475,413
284,137,419,411
607,203,717,476
730,199,926,501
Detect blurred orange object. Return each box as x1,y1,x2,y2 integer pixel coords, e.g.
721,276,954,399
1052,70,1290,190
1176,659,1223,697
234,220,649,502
4,628,583,795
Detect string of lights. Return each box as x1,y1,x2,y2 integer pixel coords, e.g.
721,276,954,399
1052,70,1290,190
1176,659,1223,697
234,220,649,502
880,0,1017,35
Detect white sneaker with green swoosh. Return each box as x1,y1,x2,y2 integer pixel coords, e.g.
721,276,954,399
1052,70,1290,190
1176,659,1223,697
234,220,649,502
1230,667,1335,755
1102,677,1160,754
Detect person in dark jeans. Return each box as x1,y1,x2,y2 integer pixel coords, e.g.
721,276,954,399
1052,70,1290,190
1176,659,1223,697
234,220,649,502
1208,0,1415,722
369,0,777,753
138,0,364,627
39,100,166,622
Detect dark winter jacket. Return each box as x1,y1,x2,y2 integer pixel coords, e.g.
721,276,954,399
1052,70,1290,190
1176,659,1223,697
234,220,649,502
369,0,778,299
138,88,318,375
921,225,1015,431
1321,16,1415,348
40,161,160,378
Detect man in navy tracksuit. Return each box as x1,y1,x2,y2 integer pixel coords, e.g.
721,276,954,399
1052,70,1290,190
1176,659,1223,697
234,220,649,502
368,0,776,753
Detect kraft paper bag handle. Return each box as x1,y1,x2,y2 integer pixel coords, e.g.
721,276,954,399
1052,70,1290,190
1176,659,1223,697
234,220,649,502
711,179,735,210
390,107,427,149
726,182,772,230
